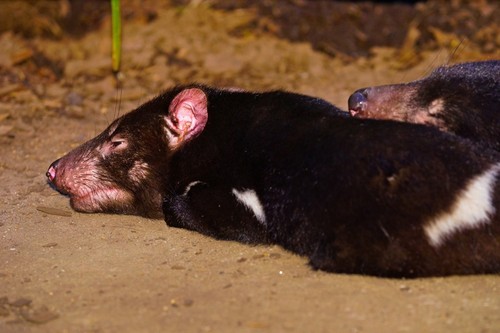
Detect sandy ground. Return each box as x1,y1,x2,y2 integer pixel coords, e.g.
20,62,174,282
0,2,499,332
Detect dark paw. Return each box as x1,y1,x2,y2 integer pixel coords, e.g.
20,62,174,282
162,195,191,228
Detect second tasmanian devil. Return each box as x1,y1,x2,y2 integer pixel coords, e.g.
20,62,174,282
348,61,500,151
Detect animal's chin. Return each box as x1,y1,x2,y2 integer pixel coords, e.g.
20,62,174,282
69,188,135,214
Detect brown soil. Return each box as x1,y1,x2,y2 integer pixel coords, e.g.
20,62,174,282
1,1,499,332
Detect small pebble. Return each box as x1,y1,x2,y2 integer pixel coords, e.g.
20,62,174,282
399,285,411,292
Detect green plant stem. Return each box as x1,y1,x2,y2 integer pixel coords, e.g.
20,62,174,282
111,0,121,73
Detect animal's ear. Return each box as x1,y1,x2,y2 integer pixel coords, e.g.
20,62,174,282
408,99,447,131
164,88,208,150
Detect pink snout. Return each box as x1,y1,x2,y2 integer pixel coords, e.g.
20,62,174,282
46,158,60,183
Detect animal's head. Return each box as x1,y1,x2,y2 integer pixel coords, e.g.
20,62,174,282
46,86,209,217
347,61,500,135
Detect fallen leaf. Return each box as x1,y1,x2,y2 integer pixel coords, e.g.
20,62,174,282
36,206,72,217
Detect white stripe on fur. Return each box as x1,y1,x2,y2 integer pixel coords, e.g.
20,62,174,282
232,188,266,225
424,163,500,247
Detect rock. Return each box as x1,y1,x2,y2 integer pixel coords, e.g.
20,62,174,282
20,305,59,324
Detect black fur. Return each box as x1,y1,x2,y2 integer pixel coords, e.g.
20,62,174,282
157,85,500,278
48,84,500,278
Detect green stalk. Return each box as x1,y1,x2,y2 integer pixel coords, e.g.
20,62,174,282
111,0,121,74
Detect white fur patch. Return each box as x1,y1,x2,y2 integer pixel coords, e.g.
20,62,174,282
424,163,500,247
182,181,203,196
428,98,445,115
232,188,266,225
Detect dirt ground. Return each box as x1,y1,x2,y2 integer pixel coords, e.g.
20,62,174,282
1,1,499,332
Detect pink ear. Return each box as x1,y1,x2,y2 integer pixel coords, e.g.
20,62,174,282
164,88,208,149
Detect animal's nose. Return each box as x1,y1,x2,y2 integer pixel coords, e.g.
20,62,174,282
348,89,369,117
46,158,60,182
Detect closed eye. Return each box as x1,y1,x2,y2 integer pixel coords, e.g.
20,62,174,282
111,140,125,148
99,135,128,158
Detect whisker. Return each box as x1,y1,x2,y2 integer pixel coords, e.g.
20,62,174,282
114,88,124,122
447,37,465,65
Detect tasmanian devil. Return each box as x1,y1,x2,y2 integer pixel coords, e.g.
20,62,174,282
47,84,500,278
348,60,500,151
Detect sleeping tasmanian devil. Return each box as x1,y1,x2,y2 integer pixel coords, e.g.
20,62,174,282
348,60,500,151
47,84,500,278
